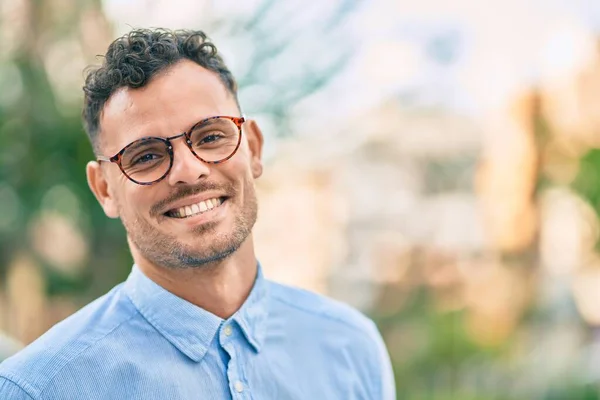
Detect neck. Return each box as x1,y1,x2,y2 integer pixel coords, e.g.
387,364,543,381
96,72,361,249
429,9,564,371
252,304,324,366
131,235,258,319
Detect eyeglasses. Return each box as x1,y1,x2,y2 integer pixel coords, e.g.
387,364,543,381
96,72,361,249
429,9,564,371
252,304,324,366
97,116,244,185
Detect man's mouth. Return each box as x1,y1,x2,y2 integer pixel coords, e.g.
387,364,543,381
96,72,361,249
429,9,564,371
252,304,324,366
165,197,227,219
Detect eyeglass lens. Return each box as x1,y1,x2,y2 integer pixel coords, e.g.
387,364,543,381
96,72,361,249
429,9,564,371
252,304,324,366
120,117,240,184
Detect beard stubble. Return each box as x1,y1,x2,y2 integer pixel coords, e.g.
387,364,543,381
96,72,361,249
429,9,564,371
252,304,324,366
119,178,258,270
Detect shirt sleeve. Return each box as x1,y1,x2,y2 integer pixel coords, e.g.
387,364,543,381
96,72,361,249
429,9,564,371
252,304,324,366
367,320,396,400
0,376,35,399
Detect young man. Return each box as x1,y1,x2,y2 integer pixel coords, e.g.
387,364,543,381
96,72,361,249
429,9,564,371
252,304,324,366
0,28,395,399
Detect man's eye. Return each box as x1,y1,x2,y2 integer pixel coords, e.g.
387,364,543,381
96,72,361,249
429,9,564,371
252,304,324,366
198,132,224,144
133,153,161,165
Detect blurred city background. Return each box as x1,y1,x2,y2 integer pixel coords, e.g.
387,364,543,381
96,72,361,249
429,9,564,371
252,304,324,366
2,0,600,398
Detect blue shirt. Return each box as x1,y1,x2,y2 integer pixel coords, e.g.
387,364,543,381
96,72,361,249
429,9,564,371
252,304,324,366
0,263,395,399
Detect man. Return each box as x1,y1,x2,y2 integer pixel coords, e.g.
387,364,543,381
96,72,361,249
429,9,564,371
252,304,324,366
0,28,395,399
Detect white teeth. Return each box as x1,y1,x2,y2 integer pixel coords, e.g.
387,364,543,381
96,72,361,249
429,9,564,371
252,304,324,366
172,197,223,218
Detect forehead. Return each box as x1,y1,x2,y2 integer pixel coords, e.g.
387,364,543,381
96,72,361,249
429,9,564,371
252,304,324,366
98,60,237,154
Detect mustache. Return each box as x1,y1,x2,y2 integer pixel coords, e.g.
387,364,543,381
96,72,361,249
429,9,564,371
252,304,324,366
151,182,236,216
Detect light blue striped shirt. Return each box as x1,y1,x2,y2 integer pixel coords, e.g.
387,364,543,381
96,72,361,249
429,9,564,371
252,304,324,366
0,263,395,399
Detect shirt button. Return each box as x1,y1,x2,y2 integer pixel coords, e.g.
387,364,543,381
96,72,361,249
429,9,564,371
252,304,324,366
224,325,233,336
234,381,244,392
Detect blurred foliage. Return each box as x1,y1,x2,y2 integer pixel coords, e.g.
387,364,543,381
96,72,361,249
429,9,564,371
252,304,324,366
209,0,359,136
373,285,599,400
0,0,118,298
573,150,600,234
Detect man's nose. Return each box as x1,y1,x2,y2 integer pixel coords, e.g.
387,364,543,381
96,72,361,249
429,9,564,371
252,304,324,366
167,138,211,185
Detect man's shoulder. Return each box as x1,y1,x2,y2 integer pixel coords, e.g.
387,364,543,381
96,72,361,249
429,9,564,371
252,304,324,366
267,280,396,399
0,283,138,398
267,280,379,337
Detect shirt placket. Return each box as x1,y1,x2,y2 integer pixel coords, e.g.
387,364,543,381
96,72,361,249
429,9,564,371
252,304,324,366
219,321,252,400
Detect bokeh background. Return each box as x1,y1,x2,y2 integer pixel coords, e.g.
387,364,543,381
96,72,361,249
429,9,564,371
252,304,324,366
2,0,600,398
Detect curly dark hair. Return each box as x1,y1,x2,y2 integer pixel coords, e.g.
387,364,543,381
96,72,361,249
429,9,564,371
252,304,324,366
82,28,239,152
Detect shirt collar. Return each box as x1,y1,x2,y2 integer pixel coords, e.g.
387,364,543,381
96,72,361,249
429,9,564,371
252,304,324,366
231,264,268,352
122,262,269,362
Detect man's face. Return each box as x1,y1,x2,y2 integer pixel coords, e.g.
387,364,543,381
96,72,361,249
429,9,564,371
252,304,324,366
87,60,263,269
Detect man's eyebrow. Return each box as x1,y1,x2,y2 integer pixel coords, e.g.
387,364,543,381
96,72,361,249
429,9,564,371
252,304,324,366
191,117,222,130
124,137,160,152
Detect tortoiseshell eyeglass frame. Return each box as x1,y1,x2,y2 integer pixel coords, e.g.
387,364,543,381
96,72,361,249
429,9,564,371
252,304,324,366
96,116,245,186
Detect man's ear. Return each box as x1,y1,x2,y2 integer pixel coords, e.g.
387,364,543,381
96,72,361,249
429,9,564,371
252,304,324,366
87,161,119,218
244,119,264,179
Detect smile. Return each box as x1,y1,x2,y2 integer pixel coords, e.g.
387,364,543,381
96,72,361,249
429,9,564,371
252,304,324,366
165,197,226,219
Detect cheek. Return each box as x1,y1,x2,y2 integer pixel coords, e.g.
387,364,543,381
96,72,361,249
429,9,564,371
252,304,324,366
227,145,254,178
119,186,156,220
222,158,255,194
